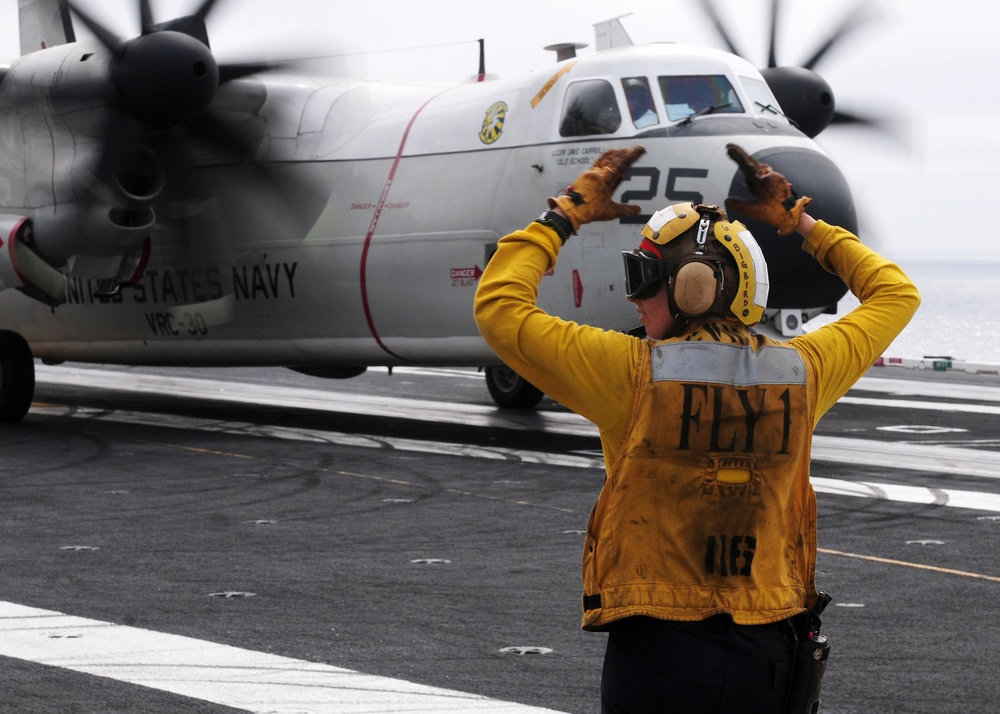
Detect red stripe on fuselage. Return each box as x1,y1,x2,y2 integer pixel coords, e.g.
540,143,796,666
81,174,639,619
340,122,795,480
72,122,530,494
358,91,448,361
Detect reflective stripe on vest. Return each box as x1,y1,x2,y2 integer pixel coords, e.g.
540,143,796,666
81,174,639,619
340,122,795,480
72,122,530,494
651,341,807,386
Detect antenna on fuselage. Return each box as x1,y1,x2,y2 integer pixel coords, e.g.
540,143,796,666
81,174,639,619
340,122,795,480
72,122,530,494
544,42,587,62
469,38,500,82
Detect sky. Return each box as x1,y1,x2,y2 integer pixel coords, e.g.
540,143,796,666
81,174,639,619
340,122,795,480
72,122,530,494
0,0,996,260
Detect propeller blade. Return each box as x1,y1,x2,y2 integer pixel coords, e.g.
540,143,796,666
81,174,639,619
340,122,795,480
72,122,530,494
193,0,226,22
139,0,155,35
148,15,211,46
92,111,148,192
829,110,869,127
66,2,121,53
147,131,222,240
830,109,895,132
767,0,780,67
801,1,877,71
830,109,910,148
188,110,263,163
147,131,237,326
188,110,319,239
218,61,291,84
146,131,196,203
694,0,746,59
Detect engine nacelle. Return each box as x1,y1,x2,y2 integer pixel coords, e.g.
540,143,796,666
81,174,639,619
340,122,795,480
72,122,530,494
0,214,70,306
79,144,164,250
4,42,165,280
33,144,165,271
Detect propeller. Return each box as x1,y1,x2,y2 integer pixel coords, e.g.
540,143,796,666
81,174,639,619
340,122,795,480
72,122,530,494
68,0,284,152
695,0,887,138
64,0,306,300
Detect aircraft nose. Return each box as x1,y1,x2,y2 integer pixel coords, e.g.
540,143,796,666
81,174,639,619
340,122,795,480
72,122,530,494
725,147,858,310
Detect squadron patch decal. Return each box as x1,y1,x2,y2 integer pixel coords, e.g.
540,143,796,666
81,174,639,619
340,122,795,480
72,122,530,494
479,101,507,144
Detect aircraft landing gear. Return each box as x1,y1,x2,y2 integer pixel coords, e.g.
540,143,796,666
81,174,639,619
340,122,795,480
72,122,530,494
484,364,544,409
0,330,35,422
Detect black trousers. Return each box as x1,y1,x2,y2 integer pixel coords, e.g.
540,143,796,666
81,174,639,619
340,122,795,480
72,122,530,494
601,615,793,714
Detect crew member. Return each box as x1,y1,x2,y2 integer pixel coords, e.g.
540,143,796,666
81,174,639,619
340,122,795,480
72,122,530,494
473,144,919,712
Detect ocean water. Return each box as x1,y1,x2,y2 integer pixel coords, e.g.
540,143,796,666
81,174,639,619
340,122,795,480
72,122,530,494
802,255,1000,365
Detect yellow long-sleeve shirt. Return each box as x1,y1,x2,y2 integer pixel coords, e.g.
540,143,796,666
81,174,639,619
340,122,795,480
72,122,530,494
475,219,919,467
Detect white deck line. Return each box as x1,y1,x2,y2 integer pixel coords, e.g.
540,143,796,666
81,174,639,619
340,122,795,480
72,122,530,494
0,601,568,714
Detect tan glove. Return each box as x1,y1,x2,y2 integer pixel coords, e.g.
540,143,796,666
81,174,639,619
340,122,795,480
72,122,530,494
724,143,811,236
547,146,646,232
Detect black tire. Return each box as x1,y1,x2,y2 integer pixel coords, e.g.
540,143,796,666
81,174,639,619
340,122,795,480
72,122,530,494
0,331,35,422
484,365,544,409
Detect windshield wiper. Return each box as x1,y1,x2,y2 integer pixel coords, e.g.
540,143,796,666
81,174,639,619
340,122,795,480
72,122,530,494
754,101,782,116
678,102,732,127
754,100,800,129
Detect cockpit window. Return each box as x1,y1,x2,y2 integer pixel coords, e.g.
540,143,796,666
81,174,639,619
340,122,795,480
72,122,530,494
622,77,659,129
658,75,744,122
559,79,622,137
741,76,786,120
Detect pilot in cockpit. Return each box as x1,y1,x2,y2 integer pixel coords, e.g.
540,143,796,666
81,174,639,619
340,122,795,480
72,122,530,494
623,78,659,129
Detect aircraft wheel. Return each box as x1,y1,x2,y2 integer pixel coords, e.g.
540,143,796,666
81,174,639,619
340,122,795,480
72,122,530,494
484,365,544,409
0,330,35,422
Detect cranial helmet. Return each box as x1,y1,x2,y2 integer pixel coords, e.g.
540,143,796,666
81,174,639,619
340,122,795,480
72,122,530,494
621,202,769,326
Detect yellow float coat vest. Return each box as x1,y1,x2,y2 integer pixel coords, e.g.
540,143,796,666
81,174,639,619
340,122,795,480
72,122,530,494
581,334,818,629
474,219,920,631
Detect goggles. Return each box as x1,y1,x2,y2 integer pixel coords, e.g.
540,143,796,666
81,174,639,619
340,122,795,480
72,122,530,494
621,249,668,300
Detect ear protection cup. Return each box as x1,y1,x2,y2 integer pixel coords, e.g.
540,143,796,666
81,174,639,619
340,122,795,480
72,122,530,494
670,260,722,317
